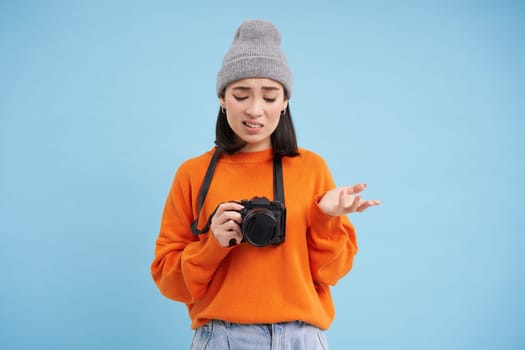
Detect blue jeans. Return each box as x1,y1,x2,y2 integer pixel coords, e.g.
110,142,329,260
190,320,329,350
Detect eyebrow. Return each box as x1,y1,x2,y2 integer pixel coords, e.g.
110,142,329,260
232,86,281,92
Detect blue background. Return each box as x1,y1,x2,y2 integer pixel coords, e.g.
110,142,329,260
1,0,524,349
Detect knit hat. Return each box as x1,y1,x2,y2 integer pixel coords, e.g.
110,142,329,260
216,20,293,98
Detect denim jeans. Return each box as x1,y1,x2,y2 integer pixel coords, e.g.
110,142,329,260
190,320,329,350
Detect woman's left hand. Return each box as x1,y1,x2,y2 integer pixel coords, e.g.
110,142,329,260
318,184,381,216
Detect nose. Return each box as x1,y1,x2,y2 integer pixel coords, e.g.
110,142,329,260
245,98,264,118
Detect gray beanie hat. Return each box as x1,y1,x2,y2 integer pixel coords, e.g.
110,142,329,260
216,19,293,97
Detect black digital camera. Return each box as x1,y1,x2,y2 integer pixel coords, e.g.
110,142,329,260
238,196,286,247
190,149,287,247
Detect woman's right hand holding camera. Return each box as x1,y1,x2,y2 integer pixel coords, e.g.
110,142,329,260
210,202,244,247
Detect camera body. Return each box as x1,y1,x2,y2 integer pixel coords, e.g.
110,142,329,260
238,196,286,247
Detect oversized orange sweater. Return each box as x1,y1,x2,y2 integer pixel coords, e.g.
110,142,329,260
151,147,357,330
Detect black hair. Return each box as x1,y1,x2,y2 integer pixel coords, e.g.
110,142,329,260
215,105,300,158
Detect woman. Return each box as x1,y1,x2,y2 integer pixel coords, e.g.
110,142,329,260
151,19,380,349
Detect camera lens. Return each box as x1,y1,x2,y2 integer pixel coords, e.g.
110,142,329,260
242,209,277,247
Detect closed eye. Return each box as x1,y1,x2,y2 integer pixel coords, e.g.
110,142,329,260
233,95,248,101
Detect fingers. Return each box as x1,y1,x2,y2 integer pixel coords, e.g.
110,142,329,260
339,190,363,213
339,184,381,214
214,201,244,216
213,202,244,224
225,219,242,232
325,184,381,216
211,202,244,247
224,220,243,245
211,219,243,247
348,195,361,212
345,183,367,195
356,199,381,212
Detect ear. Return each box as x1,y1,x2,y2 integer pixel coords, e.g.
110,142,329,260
219,96,225,109
283,98,288,111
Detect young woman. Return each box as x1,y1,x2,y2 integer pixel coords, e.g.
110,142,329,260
151,19,380,349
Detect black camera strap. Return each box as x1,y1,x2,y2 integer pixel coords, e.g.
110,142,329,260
190,148,221,235
273,154,284,203
191,148,284,235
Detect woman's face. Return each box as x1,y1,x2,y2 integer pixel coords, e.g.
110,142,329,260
220,78,288,152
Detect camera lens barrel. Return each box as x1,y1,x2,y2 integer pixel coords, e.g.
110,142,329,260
242,209,278,247
240,197,286,247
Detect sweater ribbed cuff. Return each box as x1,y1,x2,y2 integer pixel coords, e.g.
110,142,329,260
192,232,234,268
310,195,346,237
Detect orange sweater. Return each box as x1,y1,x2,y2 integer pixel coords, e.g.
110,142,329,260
151,148,357,330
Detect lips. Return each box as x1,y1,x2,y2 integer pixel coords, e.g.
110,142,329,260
243,121,263,129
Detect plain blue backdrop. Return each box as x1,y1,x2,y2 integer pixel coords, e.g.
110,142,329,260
1,0,524,349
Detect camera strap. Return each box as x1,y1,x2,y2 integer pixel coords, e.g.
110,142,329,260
273,153,284,203
190,148,284,235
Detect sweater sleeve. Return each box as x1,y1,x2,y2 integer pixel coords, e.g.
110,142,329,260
151,163,232,304
306,161,358,287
